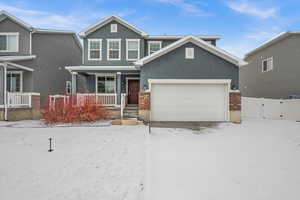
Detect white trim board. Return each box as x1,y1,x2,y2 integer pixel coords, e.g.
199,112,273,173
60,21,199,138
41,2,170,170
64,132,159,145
0,55,36,62
135,36,247,67
145,35,221,40
65,66,140,71
79,15,148,38
0,11,33,30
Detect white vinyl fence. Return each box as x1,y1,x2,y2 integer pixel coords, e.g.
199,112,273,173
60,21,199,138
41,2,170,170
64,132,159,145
242,97,300,121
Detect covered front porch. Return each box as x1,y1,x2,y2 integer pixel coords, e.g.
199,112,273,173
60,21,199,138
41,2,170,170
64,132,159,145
65,66,141,109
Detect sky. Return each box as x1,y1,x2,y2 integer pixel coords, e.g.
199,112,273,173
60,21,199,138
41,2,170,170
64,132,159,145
1,0,300,57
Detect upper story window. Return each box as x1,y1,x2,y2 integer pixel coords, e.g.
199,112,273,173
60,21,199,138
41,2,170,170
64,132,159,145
6,71,22,92
88,39,102,60
111,24,118,33
0,32,19,52
262,57,273,72
107,39,121,60
185,47,194,59
148,41,162,55
126,39,140,61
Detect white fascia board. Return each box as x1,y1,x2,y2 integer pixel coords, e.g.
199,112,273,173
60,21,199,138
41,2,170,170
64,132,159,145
0,11,33,30
146,35,221,40
34,28,75,34
65,65,140,71
135,36,247,67
0,55,36,62
148,79,231,85
79,15,148,38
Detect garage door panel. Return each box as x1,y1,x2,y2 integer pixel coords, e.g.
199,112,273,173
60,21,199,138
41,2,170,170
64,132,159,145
151,83,228,121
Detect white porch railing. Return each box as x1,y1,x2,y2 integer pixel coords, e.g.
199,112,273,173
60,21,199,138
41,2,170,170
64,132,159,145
7,92,32,108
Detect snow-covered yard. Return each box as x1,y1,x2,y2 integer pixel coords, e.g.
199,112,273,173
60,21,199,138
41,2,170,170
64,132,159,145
1,119,300,200
146,120,300,200
0,123,147,200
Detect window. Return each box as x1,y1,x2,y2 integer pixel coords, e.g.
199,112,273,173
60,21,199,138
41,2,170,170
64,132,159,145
96,75,116,93
126,39,140,61
107,39,121,60
66,81,72,94
88,39,102,60
148,41,162,55
185,48,194,59
0,33,19,52
111,24,118,33
262,57,273,72
6,71,22,92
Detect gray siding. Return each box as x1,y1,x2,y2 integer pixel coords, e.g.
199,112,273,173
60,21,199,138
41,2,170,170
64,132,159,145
241,34,300,98
0,17,30,56
0,67,3,104
140,42,239,90
83,20,144,66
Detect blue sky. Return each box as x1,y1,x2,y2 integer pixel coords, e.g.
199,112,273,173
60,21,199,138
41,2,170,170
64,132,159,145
1,0,300,57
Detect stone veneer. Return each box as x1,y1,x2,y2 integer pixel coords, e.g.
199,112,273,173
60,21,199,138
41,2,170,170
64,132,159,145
138,92,150,121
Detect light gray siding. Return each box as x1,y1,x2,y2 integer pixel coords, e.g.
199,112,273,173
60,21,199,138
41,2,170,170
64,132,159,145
0,17,31,56
140,42,239,90
241,34,300,98
83,20,144,66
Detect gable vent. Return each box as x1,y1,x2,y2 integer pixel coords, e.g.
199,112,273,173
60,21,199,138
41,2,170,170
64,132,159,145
111,24,118,33
185,47,194,59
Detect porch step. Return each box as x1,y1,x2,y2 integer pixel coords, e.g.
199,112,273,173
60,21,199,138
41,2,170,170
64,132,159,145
123,106,138,119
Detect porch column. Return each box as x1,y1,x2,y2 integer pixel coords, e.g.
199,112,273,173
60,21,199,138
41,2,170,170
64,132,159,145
71,72,77,94
116,72,122,105
3,62,7,120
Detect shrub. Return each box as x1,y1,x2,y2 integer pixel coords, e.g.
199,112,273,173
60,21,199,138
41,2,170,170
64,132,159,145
41,95,109,124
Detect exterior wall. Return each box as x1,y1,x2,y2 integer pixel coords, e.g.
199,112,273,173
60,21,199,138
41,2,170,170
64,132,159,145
0,17,31,56
241,34,300,99
0,67,3,105
20,33,82,104
229,91,241,123
140,42,239,90
83,20,144,66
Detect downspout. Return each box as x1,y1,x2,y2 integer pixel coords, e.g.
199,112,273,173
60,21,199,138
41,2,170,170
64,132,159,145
3,62,7,120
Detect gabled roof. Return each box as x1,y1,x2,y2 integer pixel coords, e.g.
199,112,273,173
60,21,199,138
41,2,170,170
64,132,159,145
0,10,33,30
79,15,148,38
135,36,247,66
145,35,221,40
245,31,300,58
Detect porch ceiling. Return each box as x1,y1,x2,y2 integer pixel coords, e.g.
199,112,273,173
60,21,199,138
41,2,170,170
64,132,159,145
65,65,140,73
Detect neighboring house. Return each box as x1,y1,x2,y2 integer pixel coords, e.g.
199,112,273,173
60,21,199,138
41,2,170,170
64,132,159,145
240,31,300,99
66,15,246,122
0,11,82,120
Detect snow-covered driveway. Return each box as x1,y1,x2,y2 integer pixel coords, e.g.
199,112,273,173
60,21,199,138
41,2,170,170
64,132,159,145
0,125,147,200
146,120,300,200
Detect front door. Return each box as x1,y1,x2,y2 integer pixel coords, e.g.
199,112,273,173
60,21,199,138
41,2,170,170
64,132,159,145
128,79,140,104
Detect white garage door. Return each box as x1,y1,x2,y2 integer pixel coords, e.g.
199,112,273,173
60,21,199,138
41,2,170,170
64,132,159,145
150,80,230,121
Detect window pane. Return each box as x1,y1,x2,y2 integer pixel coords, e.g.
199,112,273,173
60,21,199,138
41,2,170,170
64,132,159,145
128,50,138,59
128,41,138,49
7,73,21,92
7,35,17,52
90,41,100,49
149,42,161,54
0,35,7,50
105,77,115,93
109,50,119,59
109,41,119,49
90,50,100,59
263,61,268,71
97,77,105,93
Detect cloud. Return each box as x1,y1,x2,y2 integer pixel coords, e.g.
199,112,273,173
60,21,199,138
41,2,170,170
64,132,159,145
0,3,134,31
227,0,278,19
155,0,211,16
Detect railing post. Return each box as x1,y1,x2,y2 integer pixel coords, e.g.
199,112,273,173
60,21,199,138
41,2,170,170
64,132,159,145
29,93,32,108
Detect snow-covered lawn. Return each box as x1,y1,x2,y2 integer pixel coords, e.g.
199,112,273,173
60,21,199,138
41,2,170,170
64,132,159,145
146,120,300,200
1,119,300,200
0,124,147,200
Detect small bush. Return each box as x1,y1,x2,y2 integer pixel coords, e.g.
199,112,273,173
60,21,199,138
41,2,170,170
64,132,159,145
41,95,109,124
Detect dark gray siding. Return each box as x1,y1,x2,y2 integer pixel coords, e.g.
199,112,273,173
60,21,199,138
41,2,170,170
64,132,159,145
0,17,30,56
83,20,144,66
140,42,239,90
0,67,3,104
241,34,300,98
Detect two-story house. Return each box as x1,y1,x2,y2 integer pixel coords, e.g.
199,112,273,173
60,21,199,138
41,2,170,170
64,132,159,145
66,15,246,122
0,11,82,120
240,31,300,99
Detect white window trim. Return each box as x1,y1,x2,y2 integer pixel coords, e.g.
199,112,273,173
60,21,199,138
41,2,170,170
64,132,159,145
95,73,117,94
185,47,194,59
66,81,72,94
7,71,23,92
0,32,19,53
87,39,102,61
262,57,273,73
107,39,121,61
126,39,140,61
148,41,162,55
111,24,118,33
